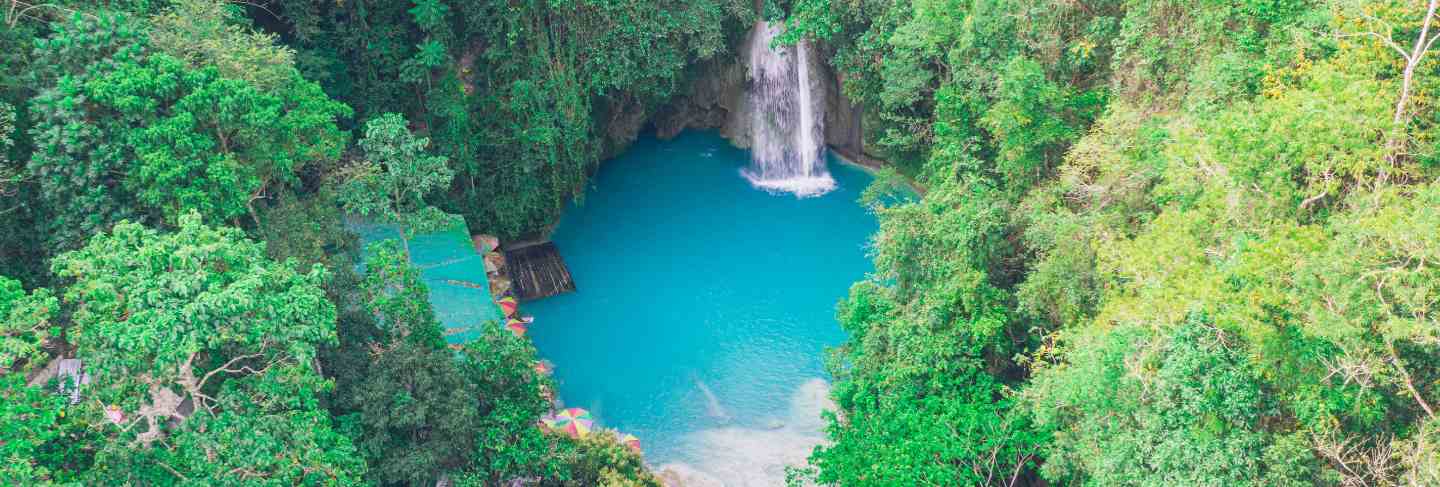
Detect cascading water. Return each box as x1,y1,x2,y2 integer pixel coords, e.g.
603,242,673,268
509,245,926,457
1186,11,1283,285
742,22,836,197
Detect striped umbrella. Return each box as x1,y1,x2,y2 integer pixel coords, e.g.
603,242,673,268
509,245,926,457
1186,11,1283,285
497,296,518,317
506,318,528,336
619,433,641,453
548,408,594,438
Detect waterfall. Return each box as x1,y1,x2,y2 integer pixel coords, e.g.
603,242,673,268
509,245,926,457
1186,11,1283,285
742,21,835,197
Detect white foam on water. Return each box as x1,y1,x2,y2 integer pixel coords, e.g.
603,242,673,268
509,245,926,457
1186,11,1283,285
739,172,839,198
656,378,834,486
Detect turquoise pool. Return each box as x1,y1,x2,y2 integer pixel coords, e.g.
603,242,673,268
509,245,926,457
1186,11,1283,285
525,131,878,484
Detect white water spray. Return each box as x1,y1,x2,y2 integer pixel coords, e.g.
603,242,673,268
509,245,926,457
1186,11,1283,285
742,22,835,197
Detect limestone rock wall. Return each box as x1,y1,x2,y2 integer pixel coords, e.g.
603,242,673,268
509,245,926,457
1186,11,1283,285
823,70,864,157
652,56,750,147
652,29,865,157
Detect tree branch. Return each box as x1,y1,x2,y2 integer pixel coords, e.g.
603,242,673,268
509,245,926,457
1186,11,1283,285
1388,339,1436,419
195,353,264,393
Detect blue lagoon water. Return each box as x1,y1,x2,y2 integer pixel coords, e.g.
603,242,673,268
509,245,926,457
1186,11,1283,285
525,131,878,484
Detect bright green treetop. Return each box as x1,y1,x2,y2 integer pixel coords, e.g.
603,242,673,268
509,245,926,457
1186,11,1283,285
48,213,362,485
359,240,445,348
340,113,458,257
0,277,58,375
51,213,337,411
0,375,65,486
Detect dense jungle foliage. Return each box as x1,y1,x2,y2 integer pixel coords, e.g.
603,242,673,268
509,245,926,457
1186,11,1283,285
4,0,1440,485
780,0,1440,485
1,0,747,484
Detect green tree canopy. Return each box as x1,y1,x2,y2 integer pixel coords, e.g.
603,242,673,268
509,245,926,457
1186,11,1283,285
0,276,58,374
350,340,480,486
0,375,65,485
340,113,457,258
48,213,362,484
27,10,348,250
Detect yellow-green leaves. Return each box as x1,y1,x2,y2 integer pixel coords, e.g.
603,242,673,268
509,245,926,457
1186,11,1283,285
1298,182,1440,350
148,0,298,92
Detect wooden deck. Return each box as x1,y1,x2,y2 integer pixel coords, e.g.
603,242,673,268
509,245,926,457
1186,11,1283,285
504,242,576,301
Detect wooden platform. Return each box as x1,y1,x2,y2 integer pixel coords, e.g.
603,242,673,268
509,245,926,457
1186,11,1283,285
504,242,576,301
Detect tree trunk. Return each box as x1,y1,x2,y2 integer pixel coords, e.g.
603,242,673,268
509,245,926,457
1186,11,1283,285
1385,0,1440,169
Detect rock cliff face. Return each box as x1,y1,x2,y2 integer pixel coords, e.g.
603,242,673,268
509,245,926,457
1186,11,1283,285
652,56,750,146
598,93,658,160
823,70,864,157
653,26,864,156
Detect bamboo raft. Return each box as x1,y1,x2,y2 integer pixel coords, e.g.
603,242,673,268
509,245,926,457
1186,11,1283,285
504,242,576,301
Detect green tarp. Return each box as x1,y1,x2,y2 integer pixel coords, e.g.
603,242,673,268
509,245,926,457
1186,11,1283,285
350,220,504,344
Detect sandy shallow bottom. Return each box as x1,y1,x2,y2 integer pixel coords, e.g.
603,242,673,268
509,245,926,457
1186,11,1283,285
656,379,833,486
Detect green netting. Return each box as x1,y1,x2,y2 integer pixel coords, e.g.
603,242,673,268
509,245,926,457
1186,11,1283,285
350,220,504,344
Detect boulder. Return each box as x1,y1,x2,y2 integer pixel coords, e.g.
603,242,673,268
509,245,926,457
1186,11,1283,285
484,251,506,274
472,234,500,253
489,275,513,296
